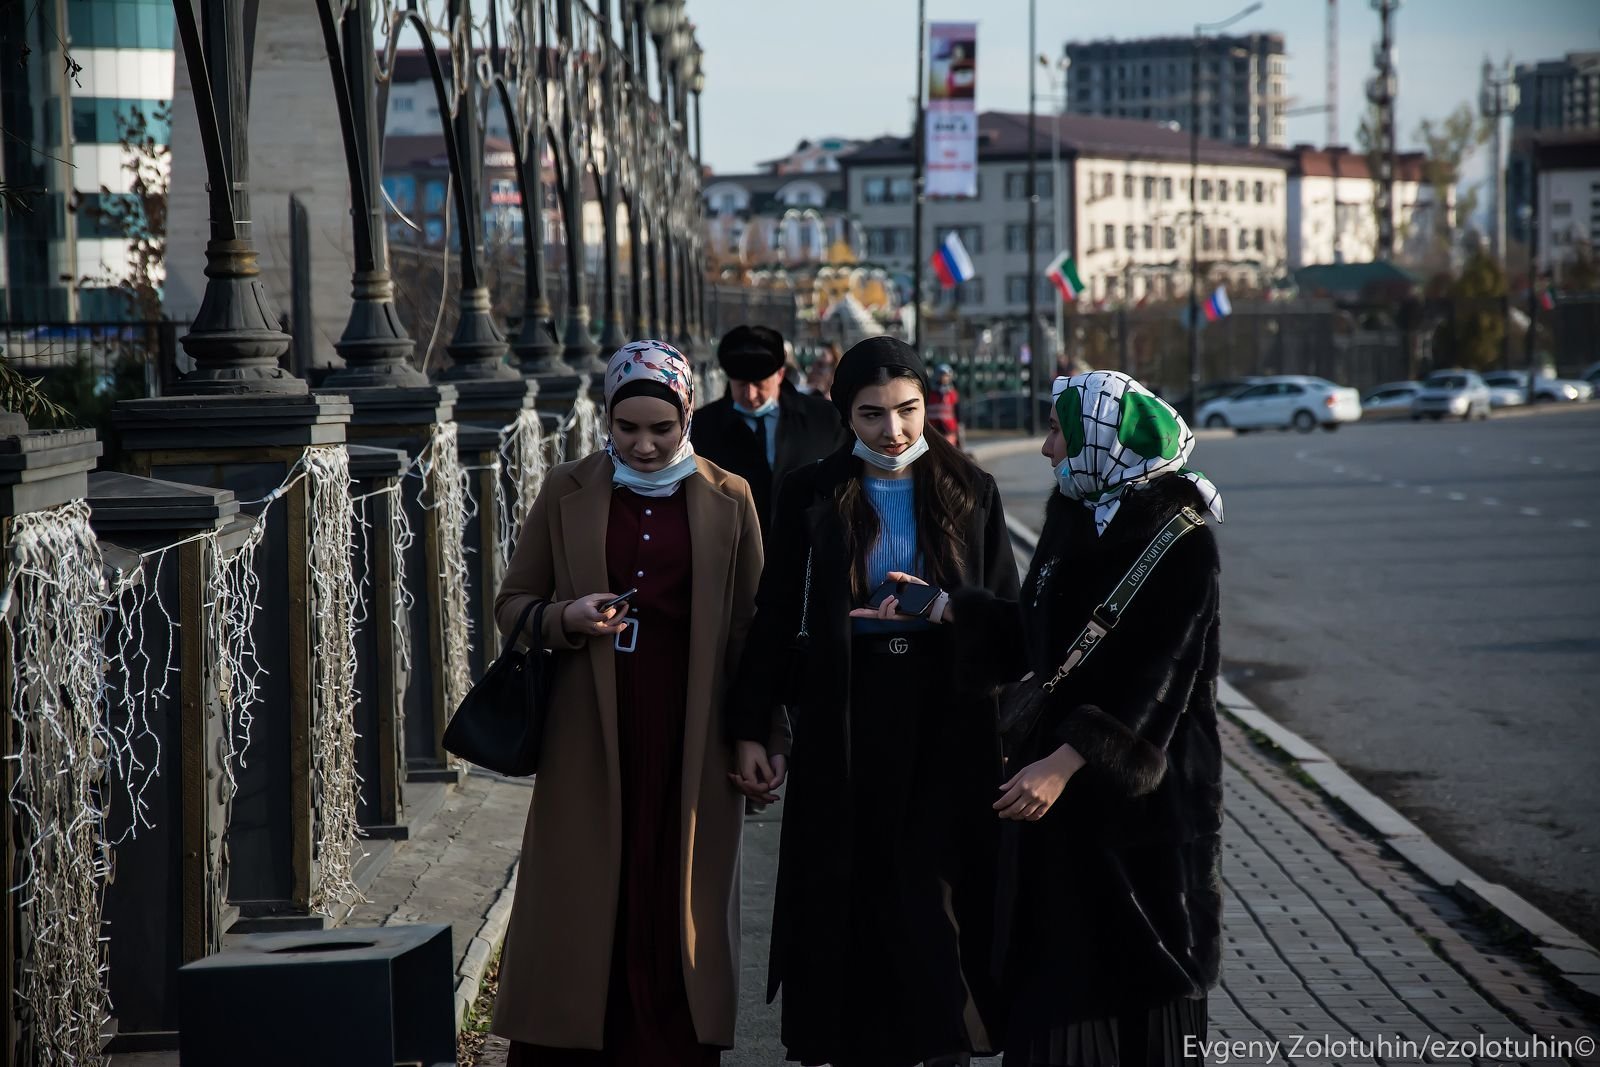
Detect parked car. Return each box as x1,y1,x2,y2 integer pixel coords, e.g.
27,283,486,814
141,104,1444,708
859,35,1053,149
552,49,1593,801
1173,377,1264,416
964,390,1053,431
1196,375,1363,433
1582,361,1600,389
1481,370,1595,403
1361,381,1423,420
1411,370,1491,421
1486,383,1527,409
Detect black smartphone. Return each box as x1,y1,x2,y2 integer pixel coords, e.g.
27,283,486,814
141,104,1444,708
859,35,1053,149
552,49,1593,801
600,588,637,613
893,582,942,618
865,579,941,617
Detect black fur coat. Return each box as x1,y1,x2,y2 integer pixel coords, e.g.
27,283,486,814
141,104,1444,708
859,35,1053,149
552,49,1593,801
951,476,1224,1029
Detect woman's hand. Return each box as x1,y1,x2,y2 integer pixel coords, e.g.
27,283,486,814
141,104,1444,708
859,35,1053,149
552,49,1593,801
847,571,951,623
728,741,786,803
560,593,631,639
994,743,1086,821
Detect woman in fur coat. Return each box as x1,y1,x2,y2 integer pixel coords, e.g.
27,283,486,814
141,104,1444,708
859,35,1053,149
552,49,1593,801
950,371,1226,1067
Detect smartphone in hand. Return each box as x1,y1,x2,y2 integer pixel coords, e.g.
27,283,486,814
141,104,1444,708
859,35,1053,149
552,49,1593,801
865,578,942,618
600,588,638,613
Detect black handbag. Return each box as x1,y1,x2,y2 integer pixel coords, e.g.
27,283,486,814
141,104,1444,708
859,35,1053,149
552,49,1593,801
442,599,554,777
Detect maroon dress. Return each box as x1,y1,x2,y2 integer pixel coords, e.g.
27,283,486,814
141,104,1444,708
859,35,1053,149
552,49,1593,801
509,486,718,1067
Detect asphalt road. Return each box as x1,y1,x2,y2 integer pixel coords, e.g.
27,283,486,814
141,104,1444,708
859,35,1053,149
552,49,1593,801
983,405,1600,947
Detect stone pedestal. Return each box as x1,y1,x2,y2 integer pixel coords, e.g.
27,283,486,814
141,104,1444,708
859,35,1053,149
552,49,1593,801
321,385,462,784
88,472,245,1052
0,428,101,515
344,445,410,839
113,393,351,925
442,375,540,432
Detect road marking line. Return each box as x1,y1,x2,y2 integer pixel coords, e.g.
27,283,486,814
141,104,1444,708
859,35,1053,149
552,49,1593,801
1520,507,1542,517
1448,492,1467,501
1482,498,1501,506
1572,519,1592,529
1530,456,1544,465
1417,486,1434,494
1391,480,1408,488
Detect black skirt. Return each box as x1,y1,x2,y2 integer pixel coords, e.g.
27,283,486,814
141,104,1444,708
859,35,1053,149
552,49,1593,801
1002,996,1208,1067
781,628,1000,1066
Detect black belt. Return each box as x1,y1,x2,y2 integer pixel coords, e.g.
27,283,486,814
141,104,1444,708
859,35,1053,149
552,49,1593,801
854,631,939,656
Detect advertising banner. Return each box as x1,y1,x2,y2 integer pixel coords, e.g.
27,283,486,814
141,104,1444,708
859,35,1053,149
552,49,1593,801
926,21,977,199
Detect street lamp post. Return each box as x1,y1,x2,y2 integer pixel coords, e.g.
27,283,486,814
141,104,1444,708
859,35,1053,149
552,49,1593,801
1187,2,1262,418
1038,56,1069,369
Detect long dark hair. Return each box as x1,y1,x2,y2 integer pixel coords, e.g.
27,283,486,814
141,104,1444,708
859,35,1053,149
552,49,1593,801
834,366,982,600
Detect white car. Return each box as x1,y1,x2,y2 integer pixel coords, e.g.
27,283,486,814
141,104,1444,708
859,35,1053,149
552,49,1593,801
1197,375,1364,433
1361,381,1422,420
1482,370,1595,403
1487,384,1527,409
1411,369,1491,421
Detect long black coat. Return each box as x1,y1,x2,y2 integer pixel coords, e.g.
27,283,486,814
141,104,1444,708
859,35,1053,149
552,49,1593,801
952,476,1224,1029
728,444,1020,1059
690,384,846,538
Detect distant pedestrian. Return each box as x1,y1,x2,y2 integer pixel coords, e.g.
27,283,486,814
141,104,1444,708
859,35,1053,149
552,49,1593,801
949,370,1226,1067
927,363,963,447
806,341,842,398
691,325,846,539
491,339,782,1065
728,336,1019,1067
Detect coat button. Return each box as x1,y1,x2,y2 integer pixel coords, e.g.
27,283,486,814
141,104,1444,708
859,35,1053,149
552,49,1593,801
643,534,651,541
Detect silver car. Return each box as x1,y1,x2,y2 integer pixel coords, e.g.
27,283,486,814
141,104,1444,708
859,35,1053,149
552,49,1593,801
1482,370,1594,403
1362,381,1422,420
1411,370,1491,421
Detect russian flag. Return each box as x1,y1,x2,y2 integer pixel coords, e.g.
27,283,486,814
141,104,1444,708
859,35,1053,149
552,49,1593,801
931,232,975,289
1203,285,1231,322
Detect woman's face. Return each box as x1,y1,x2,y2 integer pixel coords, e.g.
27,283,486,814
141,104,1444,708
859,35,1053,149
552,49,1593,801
610,395,684,472
1042,403,1069,468
850,376,925,456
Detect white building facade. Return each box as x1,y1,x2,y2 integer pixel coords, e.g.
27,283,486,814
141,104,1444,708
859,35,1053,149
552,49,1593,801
1282,148,1426,268
1531,136,1600,274
842,111,1291,319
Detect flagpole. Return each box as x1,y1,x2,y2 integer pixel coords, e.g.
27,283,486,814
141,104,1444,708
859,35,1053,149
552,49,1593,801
1026,0,1040,434
911,0,927,356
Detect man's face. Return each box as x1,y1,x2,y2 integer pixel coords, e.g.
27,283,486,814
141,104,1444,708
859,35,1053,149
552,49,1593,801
731,370,784,411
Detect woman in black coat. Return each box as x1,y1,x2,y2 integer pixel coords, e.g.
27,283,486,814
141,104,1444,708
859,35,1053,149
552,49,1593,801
728,337,1020,1067
951,370,1226,1067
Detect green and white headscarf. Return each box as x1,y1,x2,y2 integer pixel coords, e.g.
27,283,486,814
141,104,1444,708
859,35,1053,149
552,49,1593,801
1051,371,1224,536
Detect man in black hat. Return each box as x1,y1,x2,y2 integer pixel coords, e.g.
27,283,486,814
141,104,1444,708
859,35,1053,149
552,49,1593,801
692,325,846,538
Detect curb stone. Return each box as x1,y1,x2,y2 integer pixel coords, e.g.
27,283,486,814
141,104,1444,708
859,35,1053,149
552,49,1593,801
1216,677,1600,1011
995,511,1600,1013
454,859,520,1027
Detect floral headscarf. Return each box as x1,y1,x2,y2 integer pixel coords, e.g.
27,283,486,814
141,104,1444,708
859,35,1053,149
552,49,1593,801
1051,370,1224,536
604,340,698,497
606,339,695,431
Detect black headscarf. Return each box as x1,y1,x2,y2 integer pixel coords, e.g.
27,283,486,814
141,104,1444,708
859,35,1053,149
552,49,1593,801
830,336,929,425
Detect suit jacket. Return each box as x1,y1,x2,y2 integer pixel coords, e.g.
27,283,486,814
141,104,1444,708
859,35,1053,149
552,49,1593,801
489,452,766,1049
691,383,847,537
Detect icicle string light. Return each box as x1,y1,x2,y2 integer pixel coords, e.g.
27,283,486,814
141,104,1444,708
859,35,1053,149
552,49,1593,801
2,500,116,1066
302,446,365,916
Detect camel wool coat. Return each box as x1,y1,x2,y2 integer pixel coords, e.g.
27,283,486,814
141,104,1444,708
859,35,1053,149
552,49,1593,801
488,451,770,1050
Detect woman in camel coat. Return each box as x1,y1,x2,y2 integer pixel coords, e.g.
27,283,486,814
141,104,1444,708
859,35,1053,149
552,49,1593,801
490,340,782,1064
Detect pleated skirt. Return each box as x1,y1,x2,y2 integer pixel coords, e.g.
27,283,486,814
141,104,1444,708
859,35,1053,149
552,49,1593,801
1002,995,1208,1067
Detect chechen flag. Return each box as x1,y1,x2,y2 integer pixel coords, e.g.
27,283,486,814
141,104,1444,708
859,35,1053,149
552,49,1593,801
1044,251,1085,301
1203,285,1232,322
931,232,975,289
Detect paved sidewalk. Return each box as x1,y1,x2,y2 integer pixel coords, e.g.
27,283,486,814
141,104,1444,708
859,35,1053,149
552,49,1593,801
471,706,1599,1066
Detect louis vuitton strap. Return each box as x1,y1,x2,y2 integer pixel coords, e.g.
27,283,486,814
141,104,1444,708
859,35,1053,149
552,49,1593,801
1040,506,1206,694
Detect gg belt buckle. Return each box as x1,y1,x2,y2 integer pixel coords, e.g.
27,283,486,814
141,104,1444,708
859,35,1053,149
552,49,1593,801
888,636,910,655
615,617,639,653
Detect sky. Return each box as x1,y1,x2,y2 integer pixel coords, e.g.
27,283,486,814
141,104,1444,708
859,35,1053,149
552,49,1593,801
692,0,1599,193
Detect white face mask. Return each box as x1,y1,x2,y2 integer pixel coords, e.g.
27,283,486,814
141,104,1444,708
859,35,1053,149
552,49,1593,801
734,397,779,418
611,438,698,497
853,434,930,473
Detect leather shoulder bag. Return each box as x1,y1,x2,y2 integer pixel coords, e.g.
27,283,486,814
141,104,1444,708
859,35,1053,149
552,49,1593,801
999,507,1206,746
442,598,554,777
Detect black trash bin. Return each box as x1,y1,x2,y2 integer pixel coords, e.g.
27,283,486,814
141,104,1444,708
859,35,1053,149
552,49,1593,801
179,923,455,1067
